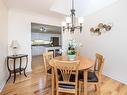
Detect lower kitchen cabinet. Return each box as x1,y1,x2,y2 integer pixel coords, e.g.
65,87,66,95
32,46,44,56
32,46,62,57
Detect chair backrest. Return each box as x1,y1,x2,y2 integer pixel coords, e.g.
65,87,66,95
54,60,80,83
43,52,54,72
94,53,104,73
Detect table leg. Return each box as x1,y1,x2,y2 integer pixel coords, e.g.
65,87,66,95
24,56,28,77
13,59,16,83
19,58,22,75
7,72,11,83
84,70,88,95
52,67,55,95
6,58,11,83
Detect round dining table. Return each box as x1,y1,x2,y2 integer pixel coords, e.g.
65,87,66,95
49,55,95,95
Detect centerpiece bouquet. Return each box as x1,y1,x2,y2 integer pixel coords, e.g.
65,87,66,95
67,39,77,60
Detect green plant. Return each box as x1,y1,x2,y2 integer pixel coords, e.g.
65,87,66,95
67,48,76,55
67,39,77,55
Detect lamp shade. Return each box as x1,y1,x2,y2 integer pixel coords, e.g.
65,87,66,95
66,17,71,23
10,40,19,49
78,17,84,24
62,21,66,26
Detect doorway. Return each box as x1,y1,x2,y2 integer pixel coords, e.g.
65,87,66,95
31,22,62,71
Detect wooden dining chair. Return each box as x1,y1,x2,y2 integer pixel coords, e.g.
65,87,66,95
43,52,54,74
54,60,80,95
79,53,104,95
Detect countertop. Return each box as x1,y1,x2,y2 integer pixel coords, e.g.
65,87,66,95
31,44,61,47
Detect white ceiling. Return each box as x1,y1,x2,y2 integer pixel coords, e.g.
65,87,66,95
3,0,64,18
51,0,119,16
31,23,61,34
3,0,118,17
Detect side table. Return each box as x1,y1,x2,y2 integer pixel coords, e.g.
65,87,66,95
7,54,28,83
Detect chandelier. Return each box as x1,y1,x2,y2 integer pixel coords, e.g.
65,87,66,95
62,0,84,33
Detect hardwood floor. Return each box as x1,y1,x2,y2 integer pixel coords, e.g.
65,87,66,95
1,56,127,95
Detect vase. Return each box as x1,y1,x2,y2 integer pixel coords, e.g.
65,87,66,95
68,54,76,60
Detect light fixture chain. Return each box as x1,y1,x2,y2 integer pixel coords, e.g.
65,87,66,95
72,0,74,9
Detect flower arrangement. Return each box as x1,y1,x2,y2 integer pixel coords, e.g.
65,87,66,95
67,39,77,55
67,39,78,60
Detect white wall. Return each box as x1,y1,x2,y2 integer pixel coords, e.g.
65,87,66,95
62,30,83,55
8,9,62,72
0,0,8,92
75,0,127,84
62,31,73,53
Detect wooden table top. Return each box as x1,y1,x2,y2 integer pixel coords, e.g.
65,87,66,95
49,55,95,70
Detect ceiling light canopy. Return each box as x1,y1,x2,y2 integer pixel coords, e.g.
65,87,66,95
62,0,84,33
40,26,47,32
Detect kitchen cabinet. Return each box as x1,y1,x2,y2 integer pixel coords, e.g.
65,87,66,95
32,46,45,56
32,45,62,57
44,46,61,57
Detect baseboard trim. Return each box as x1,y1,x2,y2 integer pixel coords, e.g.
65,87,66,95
0,70,32,93
103,72,127,85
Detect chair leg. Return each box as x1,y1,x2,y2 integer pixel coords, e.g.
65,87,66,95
79,81,82,95
56,91,59,95
75,85,78,95
75,90,77,95
94,84,97,91
97,84,101,95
